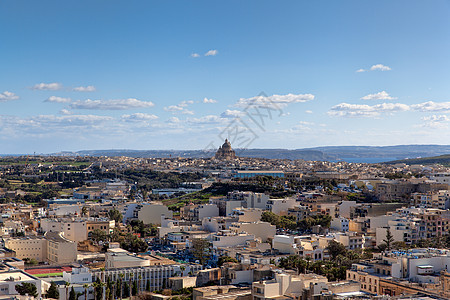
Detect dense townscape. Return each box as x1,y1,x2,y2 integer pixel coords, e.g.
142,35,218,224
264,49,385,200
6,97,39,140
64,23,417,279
0,141,449,300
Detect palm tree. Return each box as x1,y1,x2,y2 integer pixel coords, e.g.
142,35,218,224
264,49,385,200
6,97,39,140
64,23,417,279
81,206,88,217
98,281,106,300
129,273,133,299
65,282,71,300
83,284,90,300
138,274,142,295
92,282,99,300
119,273,124,300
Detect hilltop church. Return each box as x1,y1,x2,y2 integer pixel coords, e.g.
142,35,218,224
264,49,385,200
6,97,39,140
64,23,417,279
215,139,236,160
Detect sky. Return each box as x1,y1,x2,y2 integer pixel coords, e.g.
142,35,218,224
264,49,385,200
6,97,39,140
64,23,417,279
1,0,450,154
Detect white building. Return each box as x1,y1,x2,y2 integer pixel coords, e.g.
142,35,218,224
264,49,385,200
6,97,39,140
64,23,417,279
211,231,255,248
266,198,297,215
229,221,276,242
134,202,173,225
0,270,49,298
330,217,350,232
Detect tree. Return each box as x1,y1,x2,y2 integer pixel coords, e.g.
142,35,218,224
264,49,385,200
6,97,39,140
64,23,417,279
65,282,71,300
383,228,394,251
123,282,130,298
121,234,148,253
15,282,38,298
69,287,77,300
132,280,138,296
119,273,125,300
326,240,347,260
217,256,238,267
83,283,90,300
81,206,88,217
108,208,123,223
261,211,280,226
191,238,211,266
47,281,59,299
90,228,108,244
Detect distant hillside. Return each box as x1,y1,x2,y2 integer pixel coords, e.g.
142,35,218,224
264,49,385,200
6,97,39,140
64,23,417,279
66,148,333,161
385,154,450,166
236,149,333,160
307,145,450,160
51,144,450,162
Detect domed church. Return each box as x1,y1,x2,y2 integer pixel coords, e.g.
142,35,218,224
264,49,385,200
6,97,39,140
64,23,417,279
215,139,236,160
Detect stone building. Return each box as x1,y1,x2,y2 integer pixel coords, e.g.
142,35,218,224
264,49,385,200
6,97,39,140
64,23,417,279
215,139,236,160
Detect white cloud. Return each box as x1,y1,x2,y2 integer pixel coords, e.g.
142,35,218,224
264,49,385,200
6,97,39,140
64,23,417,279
187,115,224,124
220,109,245,118
164,105,183,112
30,82,63,90
60,109,72,115
164,100,194,114
191,53,200,58
422,115,450,122
167,117,180,123
70,98,154,110
73,85,96,92
235,93,315,108
361,91,397,101
328,102,410,118
121,113,159,121
0,91,19,102
205,49,218,56
305,110,313,114
45,96,72,103
370,64,391,71
411,101,450,112
417,115,450,129
292,121,315,131
203,97,217,104
355,68,366,73
33,114,113,124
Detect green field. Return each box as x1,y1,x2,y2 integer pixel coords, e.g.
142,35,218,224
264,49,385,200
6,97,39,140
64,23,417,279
34,272,63,277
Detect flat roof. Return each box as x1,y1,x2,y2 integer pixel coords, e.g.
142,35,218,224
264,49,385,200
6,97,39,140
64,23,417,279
0,271,36,282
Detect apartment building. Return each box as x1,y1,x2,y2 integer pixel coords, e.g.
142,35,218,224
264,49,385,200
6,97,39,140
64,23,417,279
252,273,328,300
266,198,297,215
182,204,219,221
86,218,115,235
92,264,202,292
4,236,46,261
229,221,276,242
133,202,173,225
41,218,88,242
45,231,78,264
4,232,77,264
411,190,450,210
210,192,269,216
202,216,239,233
211,231,255,248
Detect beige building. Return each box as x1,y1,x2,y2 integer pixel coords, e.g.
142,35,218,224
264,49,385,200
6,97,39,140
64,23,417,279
86,219,115,235
4,236,46,261
229,222,276,242
252,273,328,300
135,202,173,225
40,218,88,242
105,247,150,269
45,231,77,264
4,232,77,264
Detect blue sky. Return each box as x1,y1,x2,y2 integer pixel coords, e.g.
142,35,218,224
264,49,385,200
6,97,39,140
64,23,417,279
1,0,450,154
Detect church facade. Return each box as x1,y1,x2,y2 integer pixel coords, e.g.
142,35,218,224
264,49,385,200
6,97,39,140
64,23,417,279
215,139,236,160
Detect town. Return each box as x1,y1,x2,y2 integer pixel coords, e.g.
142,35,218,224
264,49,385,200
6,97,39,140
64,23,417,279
0,140,449,300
